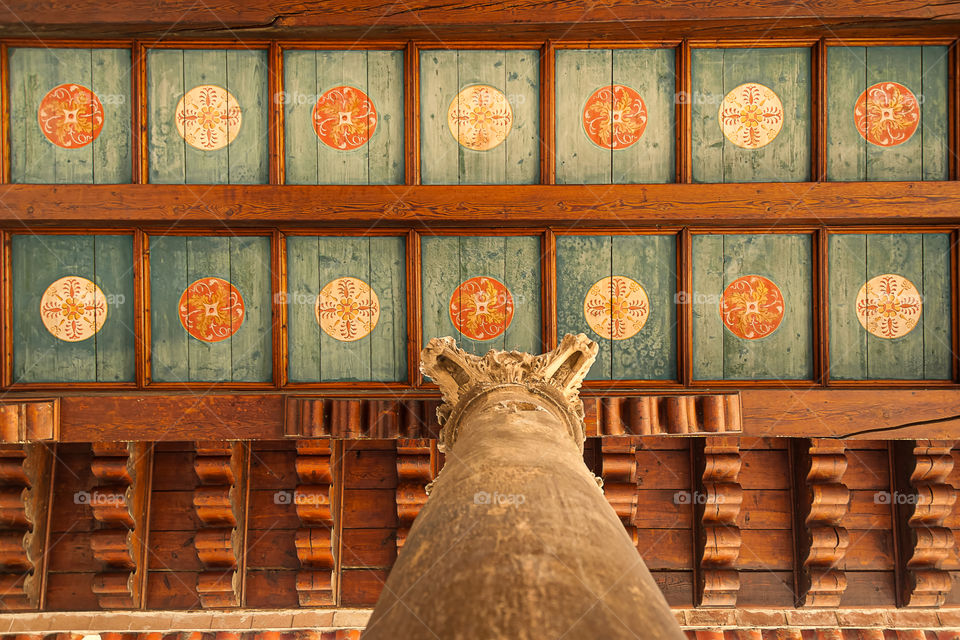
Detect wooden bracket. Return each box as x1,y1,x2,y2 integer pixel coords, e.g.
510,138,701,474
0,443,53,610
395,438,435,551
794,438,850,607
694,437,742,608
600,436,639,545
193,441,247,608
293,440,337,606
894,440,957,607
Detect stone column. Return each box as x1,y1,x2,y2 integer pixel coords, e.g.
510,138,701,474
364,335,685,640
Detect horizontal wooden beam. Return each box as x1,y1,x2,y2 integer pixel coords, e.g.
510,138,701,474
3,0,960,29
10,388,958,442
2,182,960,226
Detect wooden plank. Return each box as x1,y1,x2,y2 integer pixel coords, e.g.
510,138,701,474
7,47,51,183
828,233,868,379
92,234,135,382
185,235,232,381
285,235,321,382
146,49,186,184
922,232,952,379
843,529,894,570
340,568,389,607
343,448,398,489
419,49,460,185
738,490,792,529
229,235,272,382
183,49,229,184
635,489,692,528
612,234,676,380
691,234,724,380
148,234,190,382
339,528,397,568
502,235,541,354
341,489,398,528
458,49,507,185
739,529,794,570
247,449,296,489
866,46,923,181
739,449,790,490
282,50,319,185
91,48,133,184
368,236,407,382
865,233,924,379
651,571,693,607
44,573,99,611
367,49,405,185
721,234,812,380
8,181,960,223
721,47,811,183
556,234,611,380
690,48,725,184
843,449,890,489
144,570,201,609
247,489,300,529
826,46,867,181
316,50,368,185
634,450,689,489
921,45,949,181
613,48,675,184
148,530,203,571
635,530,692,570
226,49,268,184
50,49,95,184
737,571,796,606
12,234,98,382
244,570,299,608
840,571,896,606
457,235,506,354
554,49,611,184
504,48,539,185
317,235,371,381
420,235,462,353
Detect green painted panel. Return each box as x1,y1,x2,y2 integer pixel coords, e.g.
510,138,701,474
556,235,612,380
421,235,540,357
148,49,268,184
555,49,612,184
692,48,810,183
282,51,319,185
612,235,677,380
921,233,952,379
318,237,370,381
367,51,405,185
150,234,272,382
829,233,952,380
691,234,724,379
612,48,675,184
420,49,539,185
693,234,812,380
229,236,272,382
149,235,189,382
419,50,460,185
921,46,949,181
826,46,867,181
12,234,134,382
286,236,320,381
827,234,868,379
367,236,407,382
316,51,370,184
9,48,131,184
827,45,948,181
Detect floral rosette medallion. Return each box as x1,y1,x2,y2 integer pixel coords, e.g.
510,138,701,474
315,277,381,342
719,275,785,340
449,276,514,341
855,274,922,339
175,85,242,151
582,84,648,150
447,85,513,151
178,277,245,343
37,84,105,148
718,82,784,149
312,86,378,151
854,82,920,147
40,276,107,342
583,276,649,340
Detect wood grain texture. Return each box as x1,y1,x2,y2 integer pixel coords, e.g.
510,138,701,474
694,437,742,607
293,440,336,606
6,182,960,223
601,437,638,544
794,438,850,607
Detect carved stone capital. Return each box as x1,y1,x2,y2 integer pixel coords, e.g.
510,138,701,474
420,334,598,452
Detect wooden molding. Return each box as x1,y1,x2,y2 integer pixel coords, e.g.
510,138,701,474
284,398,442,439
895,440,958,607
193,442,247,608
794,438,850,607
88,442,151,609
293,440,336,606
0,401,59,443
600,437,639,545
695,437,742,607
583,394,741,436
395,439,434,552
0,443,52,610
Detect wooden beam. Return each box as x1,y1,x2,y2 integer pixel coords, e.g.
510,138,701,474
2,182,960,226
